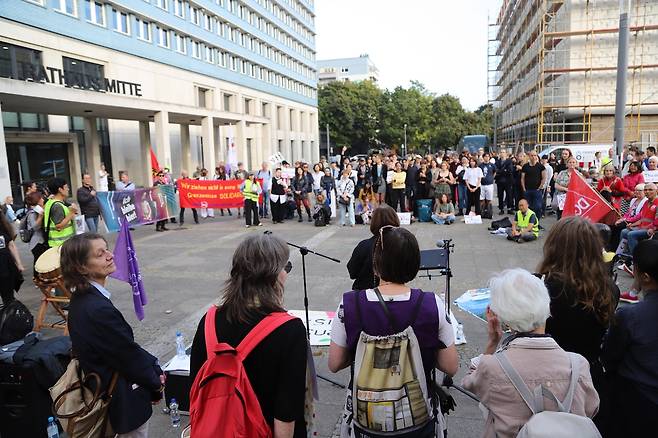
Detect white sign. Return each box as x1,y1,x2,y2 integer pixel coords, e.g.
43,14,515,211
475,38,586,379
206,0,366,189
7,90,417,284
288,310,334,346
397,212,412,225
269,152,285,166
464,214,483,224
644,169,658,183
281,167,296,179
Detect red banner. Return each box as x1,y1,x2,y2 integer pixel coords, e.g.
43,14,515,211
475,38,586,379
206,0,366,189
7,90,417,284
563,169,618,224
178,179,244,209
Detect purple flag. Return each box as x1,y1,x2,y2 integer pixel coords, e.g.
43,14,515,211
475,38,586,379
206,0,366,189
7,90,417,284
110,219,148,320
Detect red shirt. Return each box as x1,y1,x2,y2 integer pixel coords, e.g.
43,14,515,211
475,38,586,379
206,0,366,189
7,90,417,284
636,197,658,229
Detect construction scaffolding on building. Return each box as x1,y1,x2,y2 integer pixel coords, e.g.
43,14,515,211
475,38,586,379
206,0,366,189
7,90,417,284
490,0,658,148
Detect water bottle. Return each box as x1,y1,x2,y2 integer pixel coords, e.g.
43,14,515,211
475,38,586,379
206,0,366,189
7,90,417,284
46,417,59,438
175,331,186,357
169,399,181,428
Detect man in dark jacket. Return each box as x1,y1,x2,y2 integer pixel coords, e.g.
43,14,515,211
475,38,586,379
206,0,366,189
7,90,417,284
495,150,514,214
76,173,101,233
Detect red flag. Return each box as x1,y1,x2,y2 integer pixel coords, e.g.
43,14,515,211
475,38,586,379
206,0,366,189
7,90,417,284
563,169,618,224
150,148,160,177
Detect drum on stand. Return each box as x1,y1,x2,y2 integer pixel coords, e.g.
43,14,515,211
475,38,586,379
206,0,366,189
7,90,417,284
33,246,70,334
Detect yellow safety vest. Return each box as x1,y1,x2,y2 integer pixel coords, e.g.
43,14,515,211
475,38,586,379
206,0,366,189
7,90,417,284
516,209,539,237
243,180,260,202
43,198,75,247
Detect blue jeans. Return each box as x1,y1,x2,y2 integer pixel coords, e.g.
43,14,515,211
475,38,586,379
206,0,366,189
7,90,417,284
85,216,99,233
259,191,270,217
620,228,650,255
524,189,543,215
338,200,355,226
431,214,455,225
457,184,468,212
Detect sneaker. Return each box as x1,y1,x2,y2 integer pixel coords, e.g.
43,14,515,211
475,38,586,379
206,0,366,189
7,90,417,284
619,291,639,303
257,223,263,227
245,224,250,228
622,263,634,277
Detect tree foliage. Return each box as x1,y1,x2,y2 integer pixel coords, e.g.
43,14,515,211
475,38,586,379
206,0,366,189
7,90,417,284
318,80,493,154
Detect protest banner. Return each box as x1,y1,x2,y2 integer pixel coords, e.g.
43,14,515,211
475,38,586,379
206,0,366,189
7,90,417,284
563,169,618,224
97,185,178,232
288,310,334,346
177,179,264,209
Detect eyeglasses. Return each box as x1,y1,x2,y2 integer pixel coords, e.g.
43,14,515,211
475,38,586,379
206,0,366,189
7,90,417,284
284,261,293,273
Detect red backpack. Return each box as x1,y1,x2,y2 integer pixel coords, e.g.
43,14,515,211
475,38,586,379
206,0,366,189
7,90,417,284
189,306,296,438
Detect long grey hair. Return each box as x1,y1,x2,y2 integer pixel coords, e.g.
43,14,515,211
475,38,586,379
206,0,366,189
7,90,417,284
220,234,290,323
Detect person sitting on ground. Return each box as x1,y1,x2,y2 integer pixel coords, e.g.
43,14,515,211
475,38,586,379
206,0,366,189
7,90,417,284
431,193,456,225
355,181,376,223
462,269,600,438
346,205,400,290
506,199,539,243
311,193,331,227
603,239,658,436
190,234,308,437
329,225,458,436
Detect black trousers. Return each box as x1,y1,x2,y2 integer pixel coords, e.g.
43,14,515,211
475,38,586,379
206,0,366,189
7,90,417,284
31,242,48,279
496,181,513,211
271,200,285,222
155,219,167,230
391,189,405,212
610,375,658,437
179,207,198,224
244,199,259,225
467,187,481,214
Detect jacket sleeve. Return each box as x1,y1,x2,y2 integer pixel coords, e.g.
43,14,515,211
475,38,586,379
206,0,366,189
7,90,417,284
77,187,93,205
601,308,631,375
89,305,162,392
346,241,364,279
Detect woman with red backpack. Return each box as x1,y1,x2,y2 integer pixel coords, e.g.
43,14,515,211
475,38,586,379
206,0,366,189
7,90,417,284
189,234,308,438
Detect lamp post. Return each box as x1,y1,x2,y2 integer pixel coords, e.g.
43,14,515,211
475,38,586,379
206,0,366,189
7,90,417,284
614,0,631,168
403,123,408,158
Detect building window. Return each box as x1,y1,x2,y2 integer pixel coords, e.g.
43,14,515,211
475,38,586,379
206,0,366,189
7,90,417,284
156,27,170,48
154,0,168,11
2,112,48,132
223,93,232,111
112,9,129,34
85,0,105,26
173,0,184,17
53,0,77,16
204,46,214,63
230,56,237,71
174,33,186,54
244,98,251,115
0,42,43,81
218,51,226,67
135,18,151,41
190,7,200,25
197,87,209,108
62,56,105,90
192,41,201,59
203,13,213,31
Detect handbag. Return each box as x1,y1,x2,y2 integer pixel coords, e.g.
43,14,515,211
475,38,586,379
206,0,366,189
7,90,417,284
50,358,119,438
338,196,350,206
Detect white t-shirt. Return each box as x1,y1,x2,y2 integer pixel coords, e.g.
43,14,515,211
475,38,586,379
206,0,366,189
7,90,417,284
463,167,484,187
330,289,455,348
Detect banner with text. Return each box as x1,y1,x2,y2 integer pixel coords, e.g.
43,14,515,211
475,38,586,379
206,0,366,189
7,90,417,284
97,185,179,232
178,179,244,209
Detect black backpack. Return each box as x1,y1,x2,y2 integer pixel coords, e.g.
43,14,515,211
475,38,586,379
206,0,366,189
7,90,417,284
0,300,34,345
18,209,36,243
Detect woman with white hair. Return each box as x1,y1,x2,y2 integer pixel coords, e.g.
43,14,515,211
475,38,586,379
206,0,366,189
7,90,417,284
462,269,600,438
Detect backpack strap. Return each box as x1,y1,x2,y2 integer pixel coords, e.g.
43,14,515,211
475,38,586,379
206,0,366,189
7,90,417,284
373,287,398,332
236,312,296,361
536,353,579,413
408,290,425,327
204,306,219,357
495,352,541,414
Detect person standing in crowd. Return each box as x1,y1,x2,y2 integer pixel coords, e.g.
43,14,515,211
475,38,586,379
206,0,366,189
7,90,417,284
603,239,658,436
329,226,458,434
521,150,546,217
404,157,418,213
538,216,618,435
643,146,656,169
22,180,38,202
464,158,483,215
214,165,232,217
455,156,469,216
610,184,646,254
24,191,47,279
432,193,456,225
0,209,24,307
643,156,658,183
346,205,400,291
479,153,496,218
372,155,387,205
153,171,169,232
593,151,603,173
302,163,315,206
76,173,101,233
3,196,17,223
553,156,578,219
270,168,288,224
622,161,645,200
233,162,248,218
506,199,539,243
44,177,77,248
320,167,335,207
598,164,626,209
336,169,356,227
292,167,312,223
256,162,273,219
389,162,406,213
310,163,323,196
356,157,370,192
98,163,109,192
62,234,165,438
197,168,215,219
115,172,135,191
415,161,430,209
495,150,514,215
190,234,308,437
462,269,599,438
240,172,263,228
177,171,199,225
330,161,341,181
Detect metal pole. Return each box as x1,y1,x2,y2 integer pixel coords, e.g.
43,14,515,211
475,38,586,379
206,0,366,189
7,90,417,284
614,0,631,168
404,123,407,157
326,123,331,158
493,109,498,150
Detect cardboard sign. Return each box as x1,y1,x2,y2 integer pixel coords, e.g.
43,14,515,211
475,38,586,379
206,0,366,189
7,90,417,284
464,214,483,224
269,152,285,166
397,212,412,225
288,310,335,346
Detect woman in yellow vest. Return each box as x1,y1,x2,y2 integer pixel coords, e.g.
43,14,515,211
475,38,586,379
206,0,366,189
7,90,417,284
506,199,539,243
43,177,77,248
240,172,263,228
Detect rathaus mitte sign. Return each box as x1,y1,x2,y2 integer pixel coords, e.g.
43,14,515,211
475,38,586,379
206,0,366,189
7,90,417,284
3,61,143,97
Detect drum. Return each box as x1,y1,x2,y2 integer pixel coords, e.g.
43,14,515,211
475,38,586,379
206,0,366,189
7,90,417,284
181,425,190,438
35,246,62,282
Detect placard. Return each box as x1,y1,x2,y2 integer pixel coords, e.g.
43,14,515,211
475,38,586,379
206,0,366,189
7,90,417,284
464,214,483,224
288,310,335,346
397,212,412,225
97,185,178,232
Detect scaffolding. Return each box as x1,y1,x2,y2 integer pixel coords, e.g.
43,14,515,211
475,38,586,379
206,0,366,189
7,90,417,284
490,0,658,148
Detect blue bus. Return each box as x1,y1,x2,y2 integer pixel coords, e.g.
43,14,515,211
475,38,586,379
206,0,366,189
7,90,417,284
458,135,490,154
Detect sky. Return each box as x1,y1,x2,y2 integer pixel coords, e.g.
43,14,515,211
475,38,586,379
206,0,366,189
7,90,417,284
314,0,500,111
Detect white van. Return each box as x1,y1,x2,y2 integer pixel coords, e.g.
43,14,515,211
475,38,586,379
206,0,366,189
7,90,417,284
538,144,612,168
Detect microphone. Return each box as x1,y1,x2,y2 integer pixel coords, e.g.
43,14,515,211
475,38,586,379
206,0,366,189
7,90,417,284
436,239,445,248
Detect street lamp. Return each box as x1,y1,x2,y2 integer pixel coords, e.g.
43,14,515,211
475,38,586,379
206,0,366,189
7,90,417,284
403,123,407,157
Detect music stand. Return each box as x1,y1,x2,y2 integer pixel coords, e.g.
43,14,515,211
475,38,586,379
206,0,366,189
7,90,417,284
418,239,454,316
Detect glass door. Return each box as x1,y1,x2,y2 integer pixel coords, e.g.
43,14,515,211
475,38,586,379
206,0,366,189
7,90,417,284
7,143,71,205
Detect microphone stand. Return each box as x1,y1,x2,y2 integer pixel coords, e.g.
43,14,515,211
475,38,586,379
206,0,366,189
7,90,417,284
268,232,346,388
440,239,455,316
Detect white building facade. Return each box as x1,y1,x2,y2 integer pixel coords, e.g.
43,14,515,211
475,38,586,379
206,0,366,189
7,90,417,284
317,54,379,85
0,0,318,201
